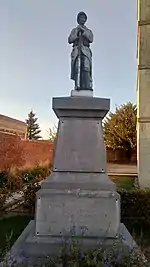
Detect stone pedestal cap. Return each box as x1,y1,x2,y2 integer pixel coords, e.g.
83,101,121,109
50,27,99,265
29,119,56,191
52,97,110,118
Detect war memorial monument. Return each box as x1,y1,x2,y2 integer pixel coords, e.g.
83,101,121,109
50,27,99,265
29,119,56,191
6,12,137,265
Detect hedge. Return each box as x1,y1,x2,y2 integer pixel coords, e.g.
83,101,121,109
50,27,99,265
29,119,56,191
0,165,51,213
17,165,51,183
23,182,41,212
0,165,51,191
119,189,150,227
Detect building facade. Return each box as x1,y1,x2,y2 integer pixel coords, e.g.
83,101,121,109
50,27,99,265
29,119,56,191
0,114,27,139
137,0,150,187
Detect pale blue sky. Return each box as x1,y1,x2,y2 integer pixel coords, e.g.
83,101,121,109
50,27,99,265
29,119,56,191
0,0,137,138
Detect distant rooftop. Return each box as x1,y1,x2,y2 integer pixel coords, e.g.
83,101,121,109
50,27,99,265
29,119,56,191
0,114,26,138
0,114,26,126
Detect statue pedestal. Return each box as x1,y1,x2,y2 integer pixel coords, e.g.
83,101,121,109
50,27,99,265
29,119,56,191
71,89,93,97
5,96,137,265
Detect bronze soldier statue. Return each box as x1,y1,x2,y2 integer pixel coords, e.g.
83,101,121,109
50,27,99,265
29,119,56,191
68,12,93,91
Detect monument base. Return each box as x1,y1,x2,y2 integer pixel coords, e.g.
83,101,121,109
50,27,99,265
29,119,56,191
71,89,93,97
2,96,138,266
35,172,120,238
3,221,137,266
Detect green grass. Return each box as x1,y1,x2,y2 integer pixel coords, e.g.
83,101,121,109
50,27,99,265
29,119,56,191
125,221,150,244
0,215,33,256
109,175,136,190
125,222,150,261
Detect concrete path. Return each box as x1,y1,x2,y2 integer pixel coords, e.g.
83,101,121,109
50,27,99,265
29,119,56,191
107,163,137,176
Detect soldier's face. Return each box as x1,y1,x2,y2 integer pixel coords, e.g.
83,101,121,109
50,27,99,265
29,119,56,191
79,15,86,25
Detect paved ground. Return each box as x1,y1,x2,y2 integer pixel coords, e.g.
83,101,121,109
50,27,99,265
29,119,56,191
107,163,137,175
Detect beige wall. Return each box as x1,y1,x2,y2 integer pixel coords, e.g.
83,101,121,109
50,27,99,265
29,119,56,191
137,0,150,187
0,114,27,138
138,0,150,21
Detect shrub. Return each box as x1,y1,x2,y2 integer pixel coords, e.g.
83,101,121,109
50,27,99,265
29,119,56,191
31,165,51,178
0,188,10,213
18,165,51,184
119,189,150,227
0,171,23,192
0,171,8,188
6,174,23,191
0,191,7,212
17,169,35,183
58,244,148,267
23,182,41,212
0,164,51,195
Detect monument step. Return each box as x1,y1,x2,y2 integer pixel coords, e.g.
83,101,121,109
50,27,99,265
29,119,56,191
4,220,137,265
42,172,116,191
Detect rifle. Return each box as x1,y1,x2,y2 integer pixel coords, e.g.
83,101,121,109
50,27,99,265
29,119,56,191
76,30,82,89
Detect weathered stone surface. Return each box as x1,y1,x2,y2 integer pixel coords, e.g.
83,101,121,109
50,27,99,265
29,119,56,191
6,95,136,263
52,97,110,118
138,0,150,21
139,25,150,67
4,221,137,266
137,69,150,118
34,96,117,242
53,118,107,172
26,222,137,257
52,97,110,173
71,89,93,97
41,172,116,191
137,0,150,188
137,122,150,187
35,187,120,238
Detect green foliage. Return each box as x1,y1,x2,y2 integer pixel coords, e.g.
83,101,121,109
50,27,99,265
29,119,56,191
21,166,50,212
0,171,23,191
48,124,57,141
6,174,23,191
18,165,51,183
57,243,148,267
23,182,41,212
0,189,7,213
0,186,12,213
26,110,41,140
103,102,137,161
0,165,51,194
119,189,150,227
0,215,32,258
0,172,8,188
0,165,51,214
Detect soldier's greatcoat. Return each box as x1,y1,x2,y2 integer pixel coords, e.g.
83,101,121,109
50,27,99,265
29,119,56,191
68,25,93,89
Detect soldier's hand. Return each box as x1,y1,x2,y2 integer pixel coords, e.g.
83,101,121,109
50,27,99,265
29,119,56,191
77,27,84,36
